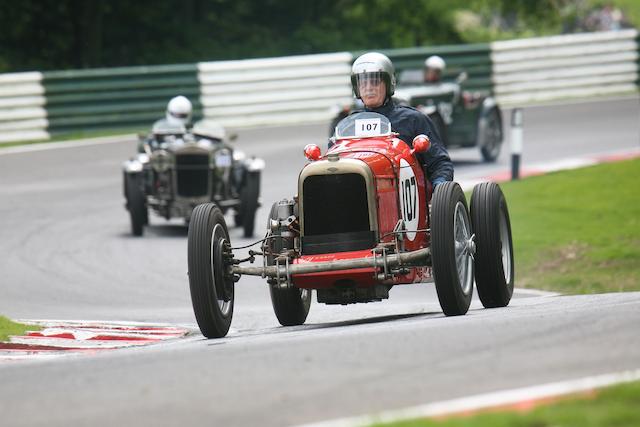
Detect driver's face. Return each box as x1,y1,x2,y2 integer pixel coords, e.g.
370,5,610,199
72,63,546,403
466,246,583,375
358,76,386,109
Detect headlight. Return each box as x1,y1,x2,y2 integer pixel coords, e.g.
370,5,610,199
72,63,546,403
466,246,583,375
246,157,266,172
233,150,246,162
123,159,144,173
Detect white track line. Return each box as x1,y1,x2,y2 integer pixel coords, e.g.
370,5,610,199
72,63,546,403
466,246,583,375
294,369,640,427
513,288,560,297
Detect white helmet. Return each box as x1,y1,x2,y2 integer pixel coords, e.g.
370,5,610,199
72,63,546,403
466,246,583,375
351,52,396,98
425,55,446,72
166,96,192,126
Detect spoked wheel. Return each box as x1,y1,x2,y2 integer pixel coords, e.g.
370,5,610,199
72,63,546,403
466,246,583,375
266,202,312,326
188,203,234,338
125,173,148,236
480,108,503,162
470,182,514,308
431,182,475,316
240,171,260,238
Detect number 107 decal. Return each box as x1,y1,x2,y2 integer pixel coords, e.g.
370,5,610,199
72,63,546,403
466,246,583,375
402,176,417,221
398,159,420,241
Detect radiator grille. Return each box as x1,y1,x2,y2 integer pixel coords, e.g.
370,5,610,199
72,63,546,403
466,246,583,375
175,154,209,197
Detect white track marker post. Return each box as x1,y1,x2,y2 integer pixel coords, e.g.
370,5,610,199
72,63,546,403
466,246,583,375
510,108,523,180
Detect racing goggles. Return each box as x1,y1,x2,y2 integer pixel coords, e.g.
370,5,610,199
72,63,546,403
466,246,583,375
170,112,189,119
355,72,385,93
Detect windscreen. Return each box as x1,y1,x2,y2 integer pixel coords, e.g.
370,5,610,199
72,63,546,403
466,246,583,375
334,112,391,140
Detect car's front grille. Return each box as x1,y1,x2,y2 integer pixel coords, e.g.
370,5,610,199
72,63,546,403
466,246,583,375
175,154,209,197
302,173,373,254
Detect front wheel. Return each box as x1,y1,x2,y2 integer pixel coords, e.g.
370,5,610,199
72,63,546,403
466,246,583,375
270,287,312,326
188,203,234,338
266,202,311,326
431,182,474,316
125,173,148,236
470,182,514,308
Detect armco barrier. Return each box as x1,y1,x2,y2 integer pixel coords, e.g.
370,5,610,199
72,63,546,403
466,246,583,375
0,72,48,143
42,64,200,135
0,31,638,145
197,52,353,128
492,29,639,105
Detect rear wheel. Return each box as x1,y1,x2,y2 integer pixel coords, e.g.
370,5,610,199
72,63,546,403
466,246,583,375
470,182,514,308
431,182,474,316
266,202,311,326
480,108,503,162
126,173,147,236
188,203,234,338
240,171,260,237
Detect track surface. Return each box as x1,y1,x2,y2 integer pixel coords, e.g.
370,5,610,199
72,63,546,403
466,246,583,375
0,97,639,426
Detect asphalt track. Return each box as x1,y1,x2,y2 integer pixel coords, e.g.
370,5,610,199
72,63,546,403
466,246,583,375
0,97,639,426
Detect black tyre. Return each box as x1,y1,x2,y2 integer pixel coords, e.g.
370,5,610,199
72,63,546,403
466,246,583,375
431,182,474,316
470,182,514,308
480,108,503,163
126,173,148,236
266,202,311,326
270,286,312,326
188,203,234,338
240,171,260,238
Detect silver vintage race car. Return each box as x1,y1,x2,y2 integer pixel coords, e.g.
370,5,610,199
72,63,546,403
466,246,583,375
123,120,264,237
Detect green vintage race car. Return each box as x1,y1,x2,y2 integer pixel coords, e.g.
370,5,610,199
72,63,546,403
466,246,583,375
329,71,504,162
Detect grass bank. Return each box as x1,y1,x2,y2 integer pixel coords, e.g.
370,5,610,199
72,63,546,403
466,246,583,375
499,158,640,294
372,380,640,427
0,315,38,341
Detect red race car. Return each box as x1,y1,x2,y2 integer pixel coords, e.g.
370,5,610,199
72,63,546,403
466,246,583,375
188,111,514,338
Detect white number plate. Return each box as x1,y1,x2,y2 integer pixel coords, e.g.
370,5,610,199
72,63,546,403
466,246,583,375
355,118,381,137
215,153,232,167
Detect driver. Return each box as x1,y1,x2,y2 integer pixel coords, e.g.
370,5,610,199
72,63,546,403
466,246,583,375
143,95,194,151
351,52,453,187
164,95,193,128
424,55,446,84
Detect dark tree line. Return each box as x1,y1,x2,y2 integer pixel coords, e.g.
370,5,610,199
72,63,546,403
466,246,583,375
0,0,615,72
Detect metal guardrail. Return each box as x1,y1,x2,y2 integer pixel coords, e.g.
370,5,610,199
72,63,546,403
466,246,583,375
0,31,638,144
492,29,639,105
197,52,354,128
42,64,200,135
0,72,48,143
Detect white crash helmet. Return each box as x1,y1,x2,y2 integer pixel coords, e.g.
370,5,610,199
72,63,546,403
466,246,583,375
351,52,396,99
425,55,446,72
166,95,192,126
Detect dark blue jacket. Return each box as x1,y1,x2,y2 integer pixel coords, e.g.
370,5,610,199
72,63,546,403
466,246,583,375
367,100,454,183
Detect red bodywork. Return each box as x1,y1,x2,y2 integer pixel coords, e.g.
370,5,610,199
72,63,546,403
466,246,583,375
292,135,432,289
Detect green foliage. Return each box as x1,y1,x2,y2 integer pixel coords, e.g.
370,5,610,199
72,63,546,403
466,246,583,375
0,316,38,341
372,380,640,426
0,0,637,72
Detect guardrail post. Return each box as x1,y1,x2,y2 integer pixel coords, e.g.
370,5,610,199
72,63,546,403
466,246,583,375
510,108,523,180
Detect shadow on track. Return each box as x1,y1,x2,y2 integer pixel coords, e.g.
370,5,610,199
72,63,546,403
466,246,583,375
201,311,443,345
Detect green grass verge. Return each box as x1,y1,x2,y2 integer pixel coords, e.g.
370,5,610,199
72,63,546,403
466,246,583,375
371,380,640,427
0,315,39,341
497,158,640,294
